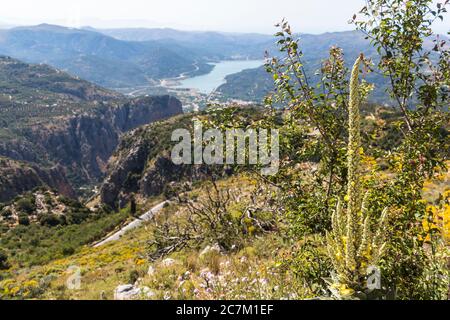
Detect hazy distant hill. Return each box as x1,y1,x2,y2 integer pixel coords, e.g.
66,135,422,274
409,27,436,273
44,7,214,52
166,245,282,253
99,27,271,43
0,25,444,104
98,28,274,60
0,24,213,88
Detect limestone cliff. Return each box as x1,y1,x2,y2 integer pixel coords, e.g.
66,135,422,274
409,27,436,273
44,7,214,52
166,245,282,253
0,96,183,201
99,114,223,208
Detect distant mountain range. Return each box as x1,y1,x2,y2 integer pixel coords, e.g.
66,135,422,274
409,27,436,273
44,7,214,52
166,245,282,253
0,24,276,90
0,24,446,104
98,27,273,59
0,24,216,88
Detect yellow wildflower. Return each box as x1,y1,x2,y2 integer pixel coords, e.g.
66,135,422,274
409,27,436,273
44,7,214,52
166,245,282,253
339,284,355,297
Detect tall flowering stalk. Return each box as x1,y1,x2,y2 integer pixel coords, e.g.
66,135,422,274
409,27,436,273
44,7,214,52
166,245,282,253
326,54,388,297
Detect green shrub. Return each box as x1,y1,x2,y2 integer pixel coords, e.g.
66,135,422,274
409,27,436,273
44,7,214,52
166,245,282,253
66,210,90,225
0,250,10,270
1,208,12,219
39,214,63,227
44,194,53,206
58,196,82,209
61,246,75,256
18,214,30,226
128,270,140,284
16,197,36,214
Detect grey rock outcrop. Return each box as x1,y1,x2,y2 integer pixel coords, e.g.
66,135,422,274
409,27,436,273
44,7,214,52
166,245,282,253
0,96,183,202
114,284,155,300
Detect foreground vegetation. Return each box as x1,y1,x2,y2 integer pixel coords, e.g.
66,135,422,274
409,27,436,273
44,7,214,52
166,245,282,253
0,170,447,300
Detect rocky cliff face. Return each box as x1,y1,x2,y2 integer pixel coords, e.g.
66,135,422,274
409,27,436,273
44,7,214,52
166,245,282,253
99,114,224,208
99,107,267,208
0,96,183,201
0,158,75,203
27,95,183,183
0,57,185,202
114,96,183,131
101,148,213,208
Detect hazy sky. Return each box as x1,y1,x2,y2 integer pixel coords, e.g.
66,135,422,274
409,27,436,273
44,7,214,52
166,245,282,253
0,0,448,34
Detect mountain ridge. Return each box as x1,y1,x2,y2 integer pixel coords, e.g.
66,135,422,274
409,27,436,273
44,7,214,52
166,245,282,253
0,25,213,88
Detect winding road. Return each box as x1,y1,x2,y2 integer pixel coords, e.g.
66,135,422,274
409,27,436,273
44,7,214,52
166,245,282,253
93,201,169,248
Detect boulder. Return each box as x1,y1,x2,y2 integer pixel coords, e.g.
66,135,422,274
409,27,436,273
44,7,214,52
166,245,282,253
114,284,141,300
114,284,155,300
